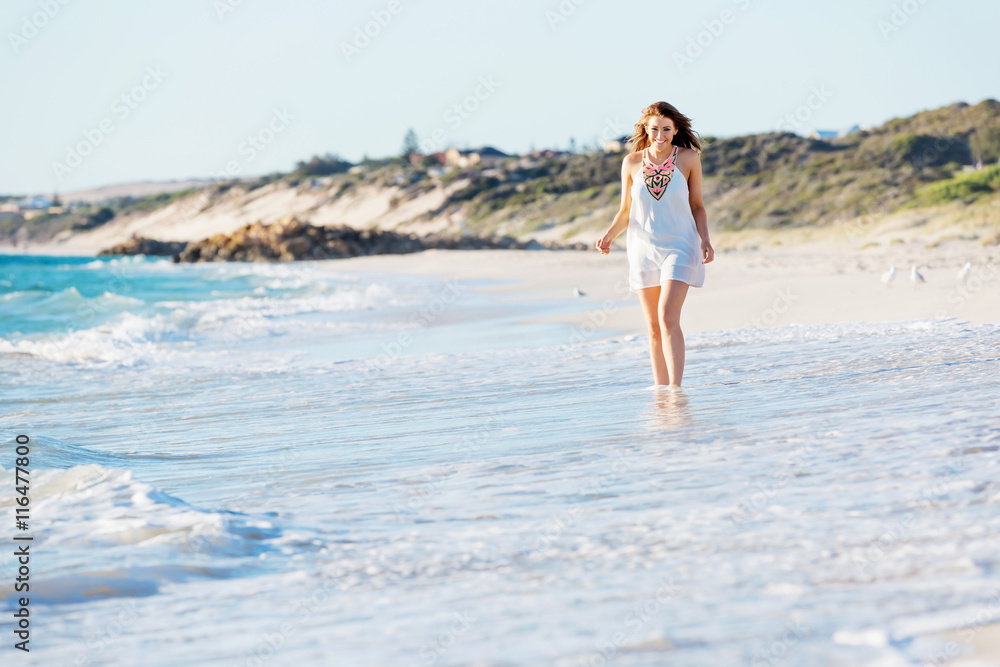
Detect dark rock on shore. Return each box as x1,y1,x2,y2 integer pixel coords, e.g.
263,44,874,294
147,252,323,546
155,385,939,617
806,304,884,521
98,217,589,263
97,235,188,257
174,217,426,263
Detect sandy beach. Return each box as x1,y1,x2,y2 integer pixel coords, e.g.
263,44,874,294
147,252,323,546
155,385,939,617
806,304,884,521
311,238,1000,339
12,235,1000,338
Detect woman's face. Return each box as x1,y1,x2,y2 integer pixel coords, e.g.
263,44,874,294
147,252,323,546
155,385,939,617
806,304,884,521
646,116,676,148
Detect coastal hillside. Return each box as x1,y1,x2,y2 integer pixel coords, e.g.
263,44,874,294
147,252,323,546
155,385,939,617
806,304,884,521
5,99,1000,254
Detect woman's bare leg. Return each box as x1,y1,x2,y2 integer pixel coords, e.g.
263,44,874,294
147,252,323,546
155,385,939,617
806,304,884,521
637,285,669,384
658,279,690,387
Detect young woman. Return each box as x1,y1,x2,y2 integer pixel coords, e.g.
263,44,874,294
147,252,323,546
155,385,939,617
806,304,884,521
596,101,714,387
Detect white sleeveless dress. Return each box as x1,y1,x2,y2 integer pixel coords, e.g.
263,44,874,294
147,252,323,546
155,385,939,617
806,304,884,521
626,145,705,292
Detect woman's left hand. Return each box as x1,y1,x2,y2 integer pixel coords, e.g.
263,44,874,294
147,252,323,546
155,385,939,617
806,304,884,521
701,238,714,264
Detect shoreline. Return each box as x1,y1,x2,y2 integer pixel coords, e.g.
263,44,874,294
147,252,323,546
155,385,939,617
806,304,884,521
6,238,1000,340
934,620,1000,666
311,239,1000,339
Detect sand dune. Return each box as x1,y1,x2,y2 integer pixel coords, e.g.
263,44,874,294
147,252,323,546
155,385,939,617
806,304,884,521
30,176,473,256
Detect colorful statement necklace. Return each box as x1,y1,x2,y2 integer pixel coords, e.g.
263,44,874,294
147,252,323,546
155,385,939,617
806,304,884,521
642,145,678,200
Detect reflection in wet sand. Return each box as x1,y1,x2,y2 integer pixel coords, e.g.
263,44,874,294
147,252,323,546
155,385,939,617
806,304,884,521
645,385,693,429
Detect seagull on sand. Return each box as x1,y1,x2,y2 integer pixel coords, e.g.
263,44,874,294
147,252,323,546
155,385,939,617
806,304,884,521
957,261,972,287
880,265,896,286
910,265,926,285
573,286,586,297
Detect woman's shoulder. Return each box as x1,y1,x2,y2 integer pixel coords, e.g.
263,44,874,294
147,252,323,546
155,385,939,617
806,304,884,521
623,149,643,164
676,145,700,159
676,145,701,169
622,150,644,178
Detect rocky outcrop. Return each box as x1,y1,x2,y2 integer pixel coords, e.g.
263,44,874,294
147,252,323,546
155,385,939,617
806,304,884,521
97,216,589,262
97,235,188,257
174,216,421,263
171,216,587,262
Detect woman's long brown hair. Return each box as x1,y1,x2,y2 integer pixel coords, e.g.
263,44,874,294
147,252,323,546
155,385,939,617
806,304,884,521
626,101,703,155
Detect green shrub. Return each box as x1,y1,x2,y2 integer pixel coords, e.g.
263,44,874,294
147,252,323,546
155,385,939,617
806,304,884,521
909,164,1000,206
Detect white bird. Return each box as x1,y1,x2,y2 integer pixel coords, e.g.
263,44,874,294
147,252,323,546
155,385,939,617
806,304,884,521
573,286,586,297
957,261,972,286
910,265,926,285
880,265,896,286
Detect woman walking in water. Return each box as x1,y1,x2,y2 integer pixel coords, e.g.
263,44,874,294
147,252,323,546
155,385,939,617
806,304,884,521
596,101,714,387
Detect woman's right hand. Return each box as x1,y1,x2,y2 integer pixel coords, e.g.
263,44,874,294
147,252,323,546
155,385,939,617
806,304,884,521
595,232,613,255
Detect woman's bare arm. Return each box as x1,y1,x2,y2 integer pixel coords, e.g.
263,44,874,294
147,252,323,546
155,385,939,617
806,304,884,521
596,154,636,253
685,150,714,263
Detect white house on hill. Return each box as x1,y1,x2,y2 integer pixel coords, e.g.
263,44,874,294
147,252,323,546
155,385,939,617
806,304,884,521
808,124,860,140
444,146,509,168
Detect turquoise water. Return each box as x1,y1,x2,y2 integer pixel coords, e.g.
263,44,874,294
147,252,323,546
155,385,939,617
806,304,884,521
2,253,1000,666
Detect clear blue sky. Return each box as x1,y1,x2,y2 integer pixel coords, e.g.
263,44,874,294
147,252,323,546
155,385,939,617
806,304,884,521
1,0,997,195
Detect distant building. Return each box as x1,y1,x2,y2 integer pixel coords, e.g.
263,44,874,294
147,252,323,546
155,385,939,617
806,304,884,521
603,135,631,152
444,146,509,168
527,149,568,159
409,151,447,167
17,196,54,209
808,129,839,140
0,196,58,216
808,124,860,140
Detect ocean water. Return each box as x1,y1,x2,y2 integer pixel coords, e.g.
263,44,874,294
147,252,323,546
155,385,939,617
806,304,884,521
1,252,999,667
